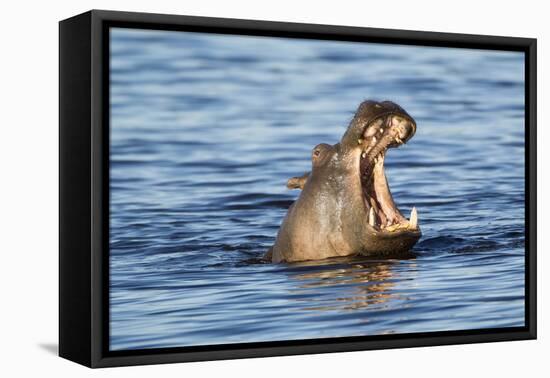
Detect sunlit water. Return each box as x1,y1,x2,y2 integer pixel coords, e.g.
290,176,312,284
109,28,525,350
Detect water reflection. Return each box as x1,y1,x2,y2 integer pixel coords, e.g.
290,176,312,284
287,255,415,311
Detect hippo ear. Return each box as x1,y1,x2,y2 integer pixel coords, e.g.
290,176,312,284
286,172,310,190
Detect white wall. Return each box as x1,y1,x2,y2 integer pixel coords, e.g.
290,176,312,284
0,0,546,376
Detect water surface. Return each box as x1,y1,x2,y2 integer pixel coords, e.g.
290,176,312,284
109,28,525,350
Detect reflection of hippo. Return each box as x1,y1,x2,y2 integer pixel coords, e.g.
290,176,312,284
267,100,421,263
289,259,402,311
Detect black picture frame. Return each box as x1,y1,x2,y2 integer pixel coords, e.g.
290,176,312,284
59,9,537,368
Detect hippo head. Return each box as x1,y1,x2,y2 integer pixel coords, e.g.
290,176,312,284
269,100,421,263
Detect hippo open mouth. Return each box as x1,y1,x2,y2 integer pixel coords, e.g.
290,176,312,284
359,114,418,233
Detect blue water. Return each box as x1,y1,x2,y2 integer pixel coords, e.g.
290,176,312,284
109,28,526,351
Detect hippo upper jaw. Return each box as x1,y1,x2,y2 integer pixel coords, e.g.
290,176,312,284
341,100,416,150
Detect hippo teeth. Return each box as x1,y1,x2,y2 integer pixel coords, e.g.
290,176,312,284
385,207,418,232
368,207,376,227
409,206,418,228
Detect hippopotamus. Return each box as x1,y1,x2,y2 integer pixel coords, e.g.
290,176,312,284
267,100,421,263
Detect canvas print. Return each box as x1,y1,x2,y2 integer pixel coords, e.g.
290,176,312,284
109,27,525,351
